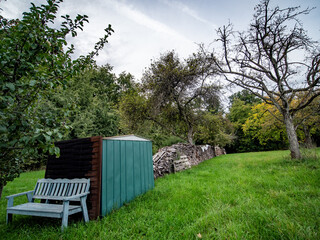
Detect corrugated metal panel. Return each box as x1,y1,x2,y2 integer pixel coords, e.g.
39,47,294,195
101,139,154,216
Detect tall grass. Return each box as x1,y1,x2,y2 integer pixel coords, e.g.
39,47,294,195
1,149,319,239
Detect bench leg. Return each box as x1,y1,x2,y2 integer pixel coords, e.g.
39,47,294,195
6,213,12,224
80,197,89,223
7,197,13,224
61,201,69,231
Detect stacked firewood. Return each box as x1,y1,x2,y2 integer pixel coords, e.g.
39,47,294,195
153,147,177,178
153,143,225,179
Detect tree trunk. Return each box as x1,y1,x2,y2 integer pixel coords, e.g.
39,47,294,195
303,125,313,149
283,112,301,159
187,126,194,145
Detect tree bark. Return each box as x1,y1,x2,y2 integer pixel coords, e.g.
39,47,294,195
283,111,301,159
187,126,194,145
303,125,313,149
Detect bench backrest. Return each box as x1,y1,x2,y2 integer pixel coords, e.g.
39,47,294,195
33,178,90,201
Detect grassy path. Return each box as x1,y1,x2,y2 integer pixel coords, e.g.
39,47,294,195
1,149,319,239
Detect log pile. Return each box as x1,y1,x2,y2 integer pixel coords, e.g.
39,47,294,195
215,145,227,156
153,147,177,178
153,143,226,178
173,155,191,172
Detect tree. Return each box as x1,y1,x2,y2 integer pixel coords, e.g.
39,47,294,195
204,0,320,159
229,89,262,107
227,90,268,153
242,96,320,149
140,50,221,144
194,112,233,147
242,102,288,148
65,65,134,138
0,0,113,198
37,65,127,140
293,95,320,148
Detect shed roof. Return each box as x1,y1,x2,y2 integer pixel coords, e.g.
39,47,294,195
103,135,150,142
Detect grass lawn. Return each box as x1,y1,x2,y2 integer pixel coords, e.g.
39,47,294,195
1,148,319,239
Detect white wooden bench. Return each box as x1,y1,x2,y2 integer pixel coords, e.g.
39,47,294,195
6,178,90,231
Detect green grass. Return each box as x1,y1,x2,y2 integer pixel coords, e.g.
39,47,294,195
1,149,319,239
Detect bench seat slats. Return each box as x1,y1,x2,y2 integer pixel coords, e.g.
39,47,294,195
7,203,82,215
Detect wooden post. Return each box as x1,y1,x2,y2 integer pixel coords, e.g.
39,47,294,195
61,200,70,231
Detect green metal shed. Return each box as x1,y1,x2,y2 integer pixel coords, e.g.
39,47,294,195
101,135,154,216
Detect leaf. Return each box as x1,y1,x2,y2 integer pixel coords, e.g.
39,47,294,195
5,83,15,91
29,80,37,86
54,147,60,157
0,125,7,133
44,134,51,142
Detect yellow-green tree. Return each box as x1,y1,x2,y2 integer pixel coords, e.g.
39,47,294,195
243,102,288,147
243,96,320,148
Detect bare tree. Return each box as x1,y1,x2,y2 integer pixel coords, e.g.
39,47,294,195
205,0,320,159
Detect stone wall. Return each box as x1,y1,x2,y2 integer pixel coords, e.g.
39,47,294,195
153,143,226,179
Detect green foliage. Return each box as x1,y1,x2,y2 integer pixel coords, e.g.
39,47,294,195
1,148,320,239
147,131,185,154
241,97,320,151
36,65,135,140
227,92,267,153
228,91,320,153
66,65,124,138
119,90,149,134
228,99,252,125
228,89,262,107
243,102,287,145
121,50,229,146
227,90,291,153
195,112,233,147
0,0,113,192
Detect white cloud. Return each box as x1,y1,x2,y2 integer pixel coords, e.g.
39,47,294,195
160,0,214,26
111,0,193,44
90,0,198,78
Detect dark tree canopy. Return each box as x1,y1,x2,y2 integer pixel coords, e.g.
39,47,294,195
141,51,221,144
228,90,262,106
204,0,320,159
119,51,230,146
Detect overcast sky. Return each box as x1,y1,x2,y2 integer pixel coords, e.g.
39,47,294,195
1,0,320,80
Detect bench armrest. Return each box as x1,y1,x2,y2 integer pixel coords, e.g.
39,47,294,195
62,192,90,201
6,190,34,200
6,190,34,208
